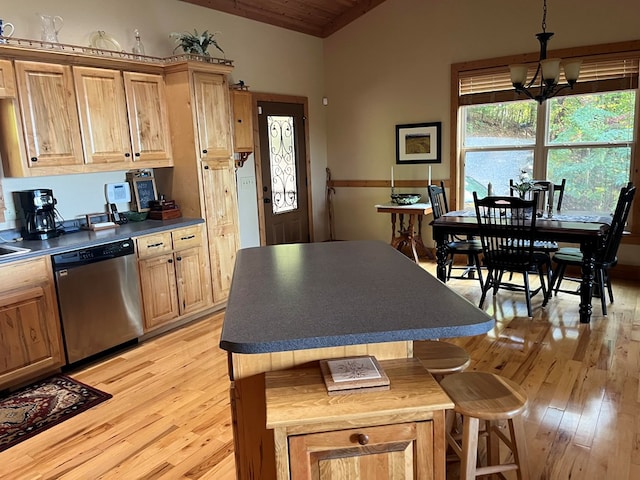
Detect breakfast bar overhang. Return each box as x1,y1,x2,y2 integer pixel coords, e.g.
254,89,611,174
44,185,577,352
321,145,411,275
220,240,494,479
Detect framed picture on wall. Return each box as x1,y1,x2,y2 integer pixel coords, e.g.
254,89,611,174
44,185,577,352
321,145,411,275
395,122,442,164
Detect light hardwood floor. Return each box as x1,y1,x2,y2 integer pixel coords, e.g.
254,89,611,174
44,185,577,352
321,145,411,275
1,261,639,479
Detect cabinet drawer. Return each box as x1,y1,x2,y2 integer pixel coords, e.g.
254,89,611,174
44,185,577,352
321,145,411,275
172,225,203,250
136,232,172,258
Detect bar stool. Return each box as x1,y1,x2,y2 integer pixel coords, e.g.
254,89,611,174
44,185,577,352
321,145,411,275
439,372,530,480
414,340,471,382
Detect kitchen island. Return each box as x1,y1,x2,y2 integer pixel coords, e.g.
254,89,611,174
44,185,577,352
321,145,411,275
220,240,493,479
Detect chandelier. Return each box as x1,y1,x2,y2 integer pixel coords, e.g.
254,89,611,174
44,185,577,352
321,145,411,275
509,0,582,104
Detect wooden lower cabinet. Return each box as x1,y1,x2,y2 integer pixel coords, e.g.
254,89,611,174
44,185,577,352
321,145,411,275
264,357,453,480
0,257,65,390
136,224,212,331
287,421,432,479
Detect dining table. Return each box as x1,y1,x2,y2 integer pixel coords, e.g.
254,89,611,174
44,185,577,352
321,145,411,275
431,210,613,324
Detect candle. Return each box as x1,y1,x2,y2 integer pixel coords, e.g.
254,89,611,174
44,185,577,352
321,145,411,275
391,167,394,188
428,165,432,186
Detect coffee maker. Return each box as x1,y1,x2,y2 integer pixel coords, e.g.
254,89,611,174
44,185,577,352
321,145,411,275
16,189,60,240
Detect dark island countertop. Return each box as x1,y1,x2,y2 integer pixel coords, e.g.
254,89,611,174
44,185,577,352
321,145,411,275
0,217,204,265
220,240,494,354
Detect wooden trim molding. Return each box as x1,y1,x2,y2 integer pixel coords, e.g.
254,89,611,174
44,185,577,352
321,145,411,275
327,179,449,188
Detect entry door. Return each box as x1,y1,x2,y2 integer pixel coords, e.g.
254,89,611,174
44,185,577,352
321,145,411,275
257,101,310,245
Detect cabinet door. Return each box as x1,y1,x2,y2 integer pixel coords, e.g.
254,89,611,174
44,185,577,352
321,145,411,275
288,422,433,480
0,286,65,387
14,61,84,168
0,59,16,97
138,253,179,330
202,159,239,303
231,89,253,153
174,246,213,315
193,71,232,159
73,66,133,165
123,72,173,164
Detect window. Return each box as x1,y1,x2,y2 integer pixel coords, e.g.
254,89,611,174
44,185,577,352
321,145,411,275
453,41,640,238
461,91,636,213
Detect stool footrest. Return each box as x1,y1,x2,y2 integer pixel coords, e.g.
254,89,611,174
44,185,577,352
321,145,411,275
476,463,519,476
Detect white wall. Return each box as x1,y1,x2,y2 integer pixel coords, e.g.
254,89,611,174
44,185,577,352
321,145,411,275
323,0,640,265
0,0,327,242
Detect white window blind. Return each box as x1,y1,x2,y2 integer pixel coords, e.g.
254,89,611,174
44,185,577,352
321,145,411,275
459,57,639,104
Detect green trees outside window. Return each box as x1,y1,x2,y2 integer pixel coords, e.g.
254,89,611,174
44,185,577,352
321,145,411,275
462,91,635,213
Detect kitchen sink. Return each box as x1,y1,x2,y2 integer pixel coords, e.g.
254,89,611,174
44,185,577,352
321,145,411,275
0,244,31,257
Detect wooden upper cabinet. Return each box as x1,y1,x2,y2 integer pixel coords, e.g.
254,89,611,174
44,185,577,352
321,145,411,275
123,72,172,164
73,66,133,165
231,89,253,153
193,71,232,159
14,61,84,168
0,59,16,97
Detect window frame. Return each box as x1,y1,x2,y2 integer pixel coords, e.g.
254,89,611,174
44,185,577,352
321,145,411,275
451,39,640,243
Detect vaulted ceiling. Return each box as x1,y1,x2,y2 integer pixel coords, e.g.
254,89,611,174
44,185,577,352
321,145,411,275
180,0,389,38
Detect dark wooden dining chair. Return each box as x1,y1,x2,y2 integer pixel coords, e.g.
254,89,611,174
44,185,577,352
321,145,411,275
428,182,484,289
509,178,567,254
545,183,636,315
473,192,552,318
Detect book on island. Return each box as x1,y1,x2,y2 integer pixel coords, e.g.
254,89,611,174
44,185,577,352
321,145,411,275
319,355,390,394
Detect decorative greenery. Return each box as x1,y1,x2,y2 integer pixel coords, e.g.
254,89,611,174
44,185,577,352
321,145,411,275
512,168,534,197
169,29,224,56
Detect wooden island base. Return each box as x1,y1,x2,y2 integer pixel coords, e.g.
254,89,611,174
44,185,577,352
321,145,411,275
266,357,454,480
228,343,454,480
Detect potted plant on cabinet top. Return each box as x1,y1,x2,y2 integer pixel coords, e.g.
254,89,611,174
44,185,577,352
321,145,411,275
169,29,224,56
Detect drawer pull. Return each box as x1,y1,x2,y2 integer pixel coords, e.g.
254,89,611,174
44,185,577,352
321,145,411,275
357,434,369,445
180,234,196,241
147,242,164,248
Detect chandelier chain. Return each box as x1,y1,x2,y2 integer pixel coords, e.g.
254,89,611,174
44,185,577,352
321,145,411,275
541,0,547,33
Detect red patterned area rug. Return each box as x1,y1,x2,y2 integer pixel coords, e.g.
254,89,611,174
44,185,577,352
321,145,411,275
0,375,112,452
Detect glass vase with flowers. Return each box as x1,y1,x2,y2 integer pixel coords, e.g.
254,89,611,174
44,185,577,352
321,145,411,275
512,168,535,199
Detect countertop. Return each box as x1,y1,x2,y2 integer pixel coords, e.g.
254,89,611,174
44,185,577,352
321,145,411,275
220,240,494,354
0,217,204,265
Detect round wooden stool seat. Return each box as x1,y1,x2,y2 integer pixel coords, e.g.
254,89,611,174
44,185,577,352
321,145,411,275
440,372,530,480
440,371,527,419
414,341,471,376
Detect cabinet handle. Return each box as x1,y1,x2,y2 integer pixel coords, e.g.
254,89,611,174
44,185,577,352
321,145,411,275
204,165,209,170
147,242,164,248
31,157,38,162
124,152,131,158
357,434,369,445
135,152,141,157
202,149,208,154
237,119,242,123
176,256,182,261
180,234,196,240
168,258,173,264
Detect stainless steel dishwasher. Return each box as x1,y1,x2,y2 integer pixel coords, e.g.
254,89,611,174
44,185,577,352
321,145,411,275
52,238,144,364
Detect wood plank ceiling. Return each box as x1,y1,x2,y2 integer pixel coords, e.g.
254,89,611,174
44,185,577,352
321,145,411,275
180,0,390,38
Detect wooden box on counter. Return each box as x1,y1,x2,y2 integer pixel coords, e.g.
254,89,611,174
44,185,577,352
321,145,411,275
148,200,182,220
